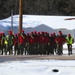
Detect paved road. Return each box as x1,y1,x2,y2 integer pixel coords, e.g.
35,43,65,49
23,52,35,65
0,55,75,63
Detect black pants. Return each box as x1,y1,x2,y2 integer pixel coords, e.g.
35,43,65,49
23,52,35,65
1,45,6,55
18,44,24,55
6,44,13,55
67,44,72,55
57,45,63,55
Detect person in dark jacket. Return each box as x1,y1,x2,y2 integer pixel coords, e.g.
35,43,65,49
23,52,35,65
1,32,6,55
49,33,55,55
44,32,50,55
52,32,57,54
14,34,18,55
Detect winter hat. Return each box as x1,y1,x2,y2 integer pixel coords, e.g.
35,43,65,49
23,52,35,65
22,30,24,33
68,34,71,37
9,31,12,35
59,31,62,35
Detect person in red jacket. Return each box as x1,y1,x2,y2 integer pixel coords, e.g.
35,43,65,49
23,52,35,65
21,30,26,55
39,31,45,55
37,32,41,54
1,32,6,55
18,32,25,55
55,31,66,55
33,31,39,54
44,32,50,55
52,32,57,54
25,33,30,55
29,32,35,54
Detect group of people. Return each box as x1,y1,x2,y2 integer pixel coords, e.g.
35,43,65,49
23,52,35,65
0,30,74,55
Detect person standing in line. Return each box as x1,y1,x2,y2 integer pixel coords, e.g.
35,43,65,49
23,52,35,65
0,33,2,55
5,31,14,55
55,31,66,55
52,32,57,54
49,33,55,55
18,32,25,55
39,32,45,55
1,32,6,55
33,31,39,55
29,32,35,55
14,34,18,55
21,30,26,55
44,32,50,55
37,32,41,54
66,34,74,55
25,33,30,55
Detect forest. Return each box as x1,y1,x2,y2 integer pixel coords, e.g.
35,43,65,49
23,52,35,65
0,0,75,19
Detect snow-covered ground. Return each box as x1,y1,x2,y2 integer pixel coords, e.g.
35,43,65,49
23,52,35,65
0,60,75,75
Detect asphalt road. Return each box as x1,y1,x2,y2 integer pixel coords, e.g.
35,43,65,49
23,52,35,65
0,54,75,63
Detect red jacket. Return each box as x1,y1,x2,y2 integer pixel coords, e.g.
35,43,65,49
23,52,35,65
34,35,39,43
55,35,66,46
14,36,18,46
44,36,50,44
26,35,30,43
39,35,45,44
18,35,25,44
29,36,34,44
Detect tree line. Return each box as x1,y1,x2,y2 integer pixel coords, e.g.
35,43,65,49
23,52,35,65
0,0,75,20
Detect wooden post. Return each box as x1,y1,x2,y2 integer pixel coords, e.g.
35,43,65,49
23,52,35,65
19,0,23,34
11,9,13,33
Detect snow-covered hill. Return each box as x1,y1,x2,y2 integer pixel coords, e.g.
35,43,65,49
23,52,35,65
0,15,75,29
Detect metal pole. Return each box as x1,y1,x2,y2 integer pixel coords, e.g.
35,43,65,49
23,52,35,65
11,9,13,33
19,0,23,34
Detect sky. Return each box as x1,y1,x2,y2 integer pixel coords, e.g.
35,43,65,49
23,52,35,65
0,15,75,75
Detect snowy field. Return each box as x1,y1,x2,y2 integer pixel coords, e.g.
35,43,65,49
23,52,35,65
0,45,75,75
0,60,75,75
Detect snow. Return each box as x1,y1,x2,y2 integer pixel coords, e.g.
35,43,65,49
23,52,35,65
0,15,75,75
0,15,75,30
0,60,75,75
0,48,75,75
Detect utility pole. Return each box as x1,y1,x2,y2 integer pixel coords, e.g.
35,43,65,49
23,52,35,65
11,9,13,33
19,0,23,34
